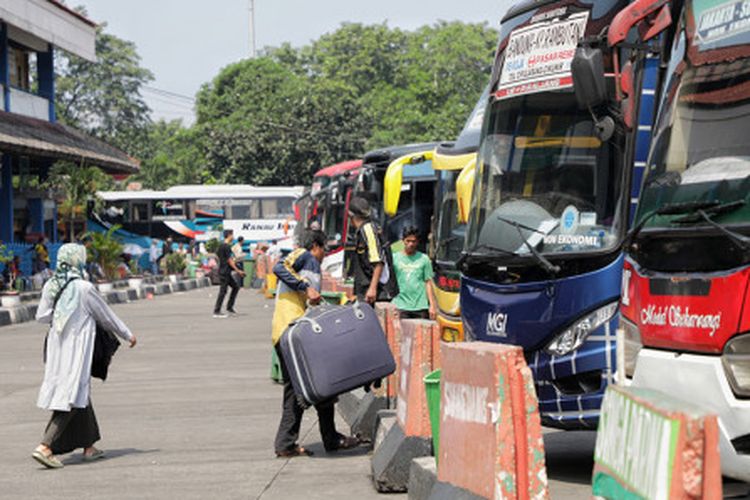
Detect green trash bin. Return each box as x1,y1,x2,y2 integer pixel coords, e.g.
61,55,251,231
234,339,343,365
187,261,198,279
424,369,442,460
271,348,284,383
244,256,256,288
321,291,346,305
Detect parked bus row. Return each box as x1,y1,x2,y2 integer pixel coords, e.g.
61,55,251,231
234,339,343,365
295,0,750,482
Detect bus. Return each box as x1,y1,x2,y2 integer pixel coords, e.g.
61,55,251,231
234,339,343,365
619,0,750,480
458,0,664,429
382,92,488,341
355,143,441,247
95,184,302,249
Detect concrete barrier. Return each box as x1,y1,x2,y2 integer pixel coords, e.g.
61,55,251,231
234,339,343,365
431,342,548,500
372,319,437,492
592,385,721,499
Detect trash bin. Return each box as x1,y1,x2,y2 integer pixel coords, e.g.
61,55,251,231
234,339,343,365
243,256,256,288
424,369,442,460
187,261,198,279
271,349,284,383
321,291,347,305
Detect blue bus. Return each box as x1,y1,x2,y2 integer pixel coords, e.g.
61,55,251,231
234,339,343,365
458,0,664,429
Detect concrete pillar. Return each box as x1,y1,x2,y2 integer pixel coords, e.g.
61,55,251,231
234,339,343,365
37,44,55,122
0,23,9,112
28,198,43,233
0,154,13,242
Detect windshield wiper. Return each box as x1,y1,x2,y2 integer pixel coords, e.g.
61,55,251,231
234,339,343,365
627,200,723,246
483,215,561,274
672,200,750,253
457,243,517,268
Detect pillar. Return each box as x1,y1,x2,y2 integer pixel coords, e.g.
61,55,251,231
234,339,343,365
0,23,9,112
37,44,55,122
0,154,13,242
29,198,43,233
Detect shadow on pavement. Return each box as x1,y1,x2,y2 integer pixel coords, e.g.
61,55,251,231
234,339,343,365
63,448,160,465
301,442,372,460
543,430,596,486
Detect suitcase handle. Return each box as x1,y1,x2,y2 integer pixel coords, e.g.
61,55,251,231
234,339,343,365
297,301,367,334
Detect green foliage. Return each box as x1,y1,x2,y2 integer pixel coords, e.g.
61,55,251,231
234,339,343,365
0,244,12,264
165,253,187,275
85,226,124,282
55,22,154,156
43,161,112,241
205,238,220,254
194,21,498,186
132,120,207,189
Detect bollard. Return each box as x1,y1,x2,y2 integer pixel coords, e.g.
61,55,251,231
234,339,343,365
430,342,548,500
592,385,721,499
372,319,436,492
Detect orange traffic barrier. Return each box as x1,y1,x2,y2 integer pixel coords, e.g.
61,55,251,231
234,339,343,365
593,385,721,499
437,342,548,500
375,303,400,401
397,319,436,438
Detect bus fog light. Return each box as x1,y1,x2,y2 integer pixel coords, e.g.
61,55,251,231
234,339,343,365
723,334,750,398
546,302,618,356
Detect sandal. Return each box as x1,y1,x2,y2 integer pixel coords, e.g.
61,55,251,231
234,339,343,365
325,435,360,452
32,450,64,469
275,446,314,458
82,448,105,462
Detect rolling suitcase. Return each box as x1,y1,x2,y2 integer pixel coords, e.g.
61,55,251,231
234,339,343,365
279,301,395,406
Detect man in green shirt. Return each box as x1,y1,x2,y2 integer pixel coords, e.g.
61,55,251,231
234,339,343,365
393,226,436,319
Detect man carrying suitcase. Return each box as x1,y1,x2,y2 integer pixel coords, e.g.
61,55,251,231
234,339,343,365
271,230,359,457
347,197,398,304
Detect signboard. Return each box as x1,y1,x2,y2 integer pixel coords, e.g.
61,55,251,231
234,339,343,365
592,385,721,499
223,218,296,249
695,0,750,46
496,11,588,100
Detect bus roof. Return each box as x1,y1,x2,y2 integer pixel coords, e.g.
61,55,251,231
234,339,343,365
98,184,304,202
314,159,363,178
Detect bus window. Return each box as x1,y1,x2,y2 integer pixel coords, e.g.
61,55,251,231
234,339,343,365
229,201,260,220
132,202,149,222
261,197,294,218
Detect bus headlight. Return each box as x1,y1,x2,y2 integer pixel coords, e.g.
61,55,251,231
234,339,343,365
723,334,750,398
546,302,619,357
620,316,642,378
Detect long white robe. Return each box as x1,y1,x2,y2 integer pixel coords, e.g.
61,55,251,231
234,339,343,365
36,280,133,411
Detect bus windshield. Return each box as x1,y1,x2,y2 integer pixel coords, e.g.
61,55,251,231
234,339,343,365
466,92,623,257
636,26,750,230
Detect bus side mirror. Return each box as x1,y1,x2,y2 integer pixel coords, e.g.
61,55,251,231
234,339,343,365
456,158,477,224
571,47,607,109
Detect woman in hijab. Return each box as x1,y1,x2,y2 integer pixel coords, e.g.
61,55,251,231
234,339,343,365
32,243,137,469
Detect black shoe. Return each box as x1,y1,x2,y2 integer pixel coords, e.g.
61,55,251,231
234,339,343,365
227,309,238,315
324,434,360,452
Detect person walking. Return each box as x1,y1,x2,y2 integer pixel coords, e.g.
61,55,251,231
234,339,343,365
34,236,50,274
32,243,137,469
392,226,437,319
213,230,245,318
272,230,358,457
231,236,246,287
347,197,398,304
149,240,160,275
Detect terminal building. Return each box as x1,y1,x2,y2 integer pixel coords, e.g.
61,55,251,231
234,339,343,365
0,0,138,252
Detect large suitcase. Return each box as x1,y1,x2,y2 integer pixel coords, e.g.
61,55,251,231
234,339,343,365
279,301,395,406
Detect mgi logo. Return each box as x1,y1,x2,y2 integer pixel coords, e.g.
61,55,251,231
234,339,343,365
486,311,508,337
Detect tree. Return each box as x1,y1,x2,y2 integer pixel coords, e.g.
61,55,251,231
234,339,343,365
132,120,207,189
196,58,370,186
55,22,154,156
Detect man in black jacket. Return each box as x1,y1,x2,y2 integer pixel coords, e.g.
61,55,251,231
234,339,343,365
213,230,245,318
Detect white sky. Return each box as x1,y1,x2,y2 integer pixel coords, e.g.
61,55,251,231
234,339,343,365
73,0,512,125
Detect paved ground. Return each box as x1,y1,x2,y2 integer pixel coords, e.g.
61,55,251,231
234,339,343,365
2,287,746,499
0,287,401,500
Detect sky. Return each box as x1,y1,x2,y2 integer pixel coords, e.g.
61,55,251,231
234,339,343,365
74,0,512,125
